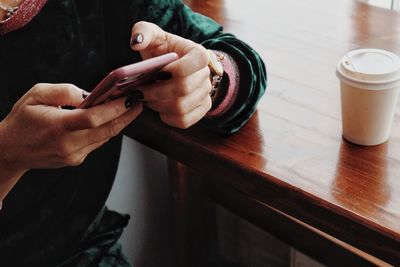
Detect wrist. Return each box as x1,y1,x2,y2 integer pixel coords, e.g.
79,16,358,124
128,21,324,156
0,159,26,206
0,157,27,179
0,145,27,204
0,120,27,178
0,152,27,183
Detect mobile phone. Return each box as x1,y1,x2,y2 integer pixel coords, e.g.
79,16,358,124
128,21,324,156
78,52,179,108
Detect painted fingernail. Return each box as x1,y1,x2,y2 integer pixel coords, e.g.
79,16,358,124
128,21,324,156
82,90,90,99
62,105,75,110
130,33,143,47
154,71,172,81
125,90,144,109
125,96,135,109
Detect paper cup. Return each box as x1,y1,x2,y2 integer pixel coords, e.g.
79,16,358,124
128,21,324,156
336,49,400,146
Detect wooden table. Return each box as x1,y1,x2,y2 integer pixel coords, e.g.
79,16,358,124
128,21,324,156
127,0,400,266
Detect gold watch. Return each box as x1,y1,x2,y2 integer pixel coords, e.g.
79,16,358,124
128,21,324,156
207,50,224,100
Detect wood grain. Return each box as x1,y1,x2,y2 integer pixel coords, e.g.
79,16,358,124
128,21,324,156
127,0,400,264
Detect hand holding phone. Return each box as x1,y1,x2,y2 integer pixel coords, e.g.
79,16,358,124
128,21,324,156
79,52,178,108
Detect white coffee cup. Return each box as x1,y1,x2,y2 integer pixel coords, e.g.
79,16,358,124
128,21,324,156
336,48,400,146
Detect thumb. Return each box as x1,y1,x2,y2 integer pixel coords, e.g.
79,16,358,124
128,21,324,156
130,21,175,59
29,83,87,107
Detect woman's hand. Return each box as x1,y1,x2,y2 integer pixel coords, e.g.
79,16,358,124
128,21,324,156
0,83,142,174
130,21,212,129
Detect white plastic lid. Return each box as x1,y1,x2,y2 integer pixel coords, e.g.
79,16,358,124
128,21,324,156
336,48,400,90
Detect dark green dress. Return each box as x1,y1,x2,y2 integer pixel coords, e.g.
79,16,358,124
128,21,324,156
0,0,266,266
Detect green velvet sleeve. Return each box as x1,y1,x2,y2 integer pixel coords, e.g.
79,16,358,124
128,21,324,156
127,0,267,135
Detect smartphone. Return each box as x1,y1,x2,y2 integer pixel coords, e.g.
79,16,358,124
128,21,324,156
78,52,179,108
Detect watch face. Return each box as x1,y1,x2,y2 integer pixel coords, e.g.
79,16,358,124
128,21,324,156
208,50,224,76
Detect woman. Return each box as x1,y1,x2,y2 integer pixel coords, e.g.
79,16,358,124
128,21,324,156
0,0,266,265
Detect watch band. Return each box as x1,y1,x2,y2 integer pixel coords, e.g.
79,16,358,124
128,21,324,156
207,49,224,101
206,50,240,118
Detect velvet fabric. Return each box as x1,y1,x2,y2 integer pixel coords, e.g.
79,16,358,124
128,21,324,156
0,0,266,266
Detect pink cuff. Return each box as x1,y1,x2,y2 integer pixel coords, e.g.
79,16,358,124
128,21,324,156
206,50,240,118
0,0,48,35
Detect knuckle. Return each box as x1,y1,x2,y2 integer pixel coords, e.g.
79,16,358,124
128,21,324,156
64,84,78,94
62,83,75,90
160,114,190,129
195,45,209,67
62,83,79,95
84,114,101,128
176,80,191,96
203,66,211,78
31,83,45,94
63,154,82,166
109,102,124,118
76,154,87,166
56,140,72,157
35,82,47,88
59,85,73,98
176,61,189,77
32,83,42,89
108,120,123,137
173,100,188,115
176,116,191,129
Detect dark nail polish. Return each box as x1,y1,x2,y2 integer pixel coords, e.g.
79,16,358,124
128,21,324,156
130,33,143,46
125,90,144,109
82,91,89,99
61,105,75,110
154,71,172,81
125,97,134,109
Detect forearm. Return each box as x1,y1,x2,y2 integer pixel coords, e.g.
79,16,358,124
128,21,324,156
0,163,25,202
0,121,26,201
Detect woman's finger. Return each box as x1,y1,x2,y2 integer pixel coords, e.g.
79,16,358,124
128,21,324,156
146,80,211,115
70,102,143,145
139,67,210,101
39,103,141,168
130,21,171,56
162,44,209,77
159,96,212,129
26,83,86,107
63,96,138,131
130,21,209,76
74,138,109,166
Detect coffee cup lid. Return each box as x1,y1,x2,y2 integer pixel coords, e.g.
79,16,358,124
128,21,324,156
336,48,400,89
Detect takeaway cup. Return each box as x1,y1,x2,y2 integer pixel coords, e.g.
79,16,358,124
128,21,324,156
336,48,400,146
